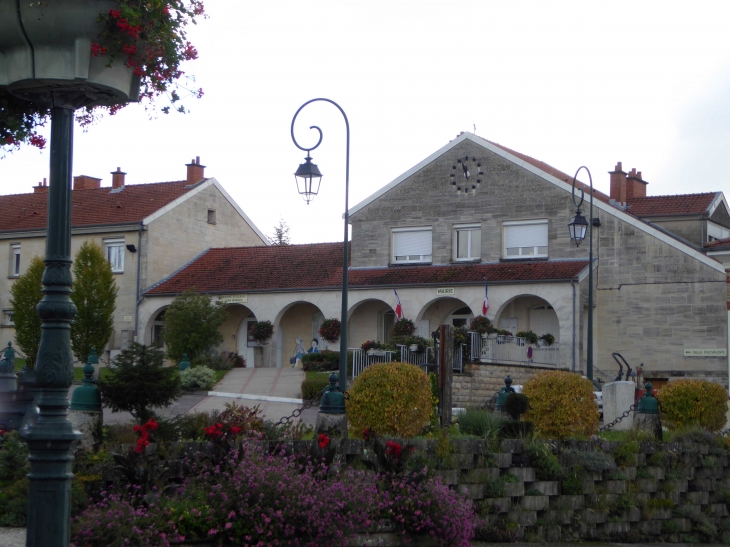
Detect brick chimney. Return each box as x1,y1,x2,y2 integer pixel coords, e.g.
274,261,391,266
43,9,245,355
626,167,647,199
33,178,48,193
186,156,205,184
73,175,101,190
111,167,126,189
609,162,627,204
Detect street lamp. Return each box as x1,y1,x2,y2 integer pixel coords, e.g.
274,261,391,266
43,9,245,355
291,99,350,403
568,166,594,382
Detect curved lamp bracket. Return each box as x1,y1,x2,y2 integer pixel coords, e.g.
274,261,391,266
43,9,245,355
291,98,349,154
571,165,592,209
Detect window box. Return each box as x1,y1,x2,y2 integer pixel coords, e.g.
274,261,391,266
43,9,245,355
503,219,548,259
392,227,432,264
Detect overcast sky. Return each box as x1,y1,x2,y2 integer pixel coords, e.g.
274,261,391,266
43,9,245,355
2,0,730,244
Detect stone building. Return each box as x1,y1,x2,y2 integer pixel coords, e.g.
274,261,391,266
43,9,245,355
0,158,267,362
139,133,729,390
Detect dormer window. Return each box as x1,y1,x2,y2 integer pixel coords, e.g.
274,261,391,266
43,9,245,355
392,227,432,264
503,219,548,259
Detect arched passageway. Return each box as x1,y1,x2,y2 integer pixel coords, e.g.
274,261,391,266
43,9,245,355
494,295,560,342
416,297,474,336
276,302,326,368
347,299,395,347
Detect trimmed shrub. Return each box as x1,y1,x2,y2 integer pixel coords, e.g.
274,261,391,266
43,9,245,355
504,392,529,420
522,370,600,439
347,362,432,437
302,349,339,371
302,372,330,399
192,352,232,371
180,366,216,391
656,379,728,432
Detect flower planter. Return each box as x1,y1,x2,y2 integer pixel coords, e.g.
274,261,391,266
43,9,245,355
408,344,422,353
367,349,386,357
0,0,140,107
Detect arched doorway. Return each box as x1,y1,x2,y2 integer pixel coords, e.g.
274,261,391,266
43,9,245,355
347,299,395,347
216,304,257,367
276,302,326,368
416,297,474,337
495,295,560,342
148,307,167,349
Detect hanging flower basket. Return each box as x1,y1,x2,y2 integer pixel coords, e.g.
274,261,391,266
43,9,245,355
0,0,205,151
248,321,273,344
392,318,415,337
318,318,341,343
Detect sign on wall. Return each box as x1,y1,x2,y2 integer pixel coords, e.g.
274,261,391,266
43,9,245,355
217,294,248,304
436,288,455,295
683,348,727,357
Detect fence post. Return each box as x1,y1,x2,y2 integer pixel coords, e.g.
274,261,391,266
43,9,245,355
439,324,453,426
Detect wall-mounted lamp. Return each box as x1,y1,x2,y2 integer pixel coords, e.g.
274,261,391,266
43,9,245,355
126,244,137,253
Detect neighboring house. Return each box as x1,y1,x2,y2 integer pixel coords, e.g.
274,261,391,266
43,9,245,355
0,157,267,362
139,133,729,391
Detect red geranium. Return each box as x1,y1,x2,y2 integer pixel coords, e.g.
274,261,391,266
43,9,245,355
318,434,330,449
132,419,158,453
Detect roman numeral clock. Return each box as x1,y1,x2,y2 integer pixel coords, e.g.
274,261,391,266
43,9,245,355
450,156,484,194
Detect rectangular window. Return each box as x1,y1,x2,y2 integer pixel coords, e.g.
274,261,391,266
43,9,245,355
392,227,432,263
3,310,14,326
105,239,125,273
10,244,20,276
454,224,481,260
207,209,216,224
503,220,548,259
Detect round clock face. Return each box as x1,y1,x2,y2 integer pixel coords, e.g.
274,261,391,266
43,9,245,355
450,156,484,193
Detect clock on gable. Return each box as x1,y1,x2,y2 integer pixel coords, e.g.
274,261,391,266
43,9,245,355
450,156,484,193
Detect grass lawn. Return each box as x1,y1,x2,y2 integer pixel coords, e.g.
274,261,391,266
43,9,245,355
214,369,228,385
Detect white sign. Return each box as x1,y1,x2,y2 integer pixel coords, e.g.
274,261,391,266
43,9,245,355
684,348,727,357
217,294,248,305
123,315,133,322
436,287,455,295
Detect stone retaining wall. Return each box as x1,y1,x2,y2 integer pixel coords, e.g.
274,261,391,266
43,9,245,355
102,436,730,544
452,362,565,407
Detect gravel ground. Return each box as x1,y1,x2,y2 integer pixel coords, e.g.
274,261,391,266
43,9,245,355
0,527,25,547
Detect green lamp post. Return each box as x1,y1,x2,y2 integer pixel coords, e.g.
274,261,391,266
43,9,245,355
636,382,659,415
494,375,516,412
319,372,346,414
179,353,191,371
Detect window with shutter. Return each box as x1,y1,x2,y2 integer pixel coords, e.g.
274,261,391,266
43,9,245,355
503,220,548,258
392,228,432,263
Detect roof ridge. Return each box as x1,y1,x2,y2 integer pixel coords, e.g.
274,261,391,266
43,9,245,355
628,191,718,200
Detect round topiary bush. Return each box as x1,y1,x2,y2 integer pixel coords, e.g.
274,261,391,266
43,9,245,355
522,370,599,439
346,362,432,437
180,366,216,391
656,379,728,432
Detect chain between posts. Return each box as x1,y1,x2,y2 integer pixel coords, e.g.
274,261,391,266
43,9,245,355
274,389,351,427
599,400,639,431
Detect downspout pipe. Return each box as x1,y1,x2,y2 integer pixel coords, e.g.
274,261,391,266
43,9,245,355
134,222,143,342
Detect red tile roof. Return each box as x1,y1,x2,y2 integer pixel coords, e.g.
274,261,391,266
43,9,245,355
0,180,196,231
144,242,589,295
706,236,730,249
626,193,716,217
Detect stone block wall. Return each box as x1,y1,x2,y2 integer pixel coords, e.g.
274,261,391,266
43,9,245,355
452,362,562,408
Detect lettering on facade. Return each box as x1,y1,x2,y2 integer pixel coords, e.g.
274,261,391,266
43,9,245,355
436,288,455,296
217,294,248,304
683,348,727,357
123,315,133,322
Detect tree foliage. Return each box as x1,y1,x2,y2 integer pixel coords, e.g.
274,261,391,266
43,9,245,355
163,289,226,362
98,343,180,423
9,256,45,369
268,218,291,245
70,241,118,363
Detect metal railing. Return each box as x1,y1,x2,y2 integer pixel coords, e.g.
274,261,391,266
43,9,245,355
398,345,433,373
478,334,559,367
351,348,397,378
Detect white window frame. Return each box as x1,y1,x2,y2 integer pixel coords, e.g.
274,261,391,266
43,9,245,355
707,221,730,242
503,219,549,259
453,224,481,261
11,244,20,277
105,239,125,273
391,227,432,264
3,310,14,326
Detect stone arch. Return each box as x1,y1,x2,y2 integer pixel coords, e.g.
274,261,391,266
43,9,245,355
144,304,169,347
216,303,257,365
493,294,561,342
415,296,474,337
346,298,395,347
274,300,326,368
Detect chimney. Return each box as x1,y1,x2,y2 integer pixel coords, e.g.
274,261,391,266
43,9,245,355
111,167,126,189
186,156,206,185
73,175,101,190
626,167,647,199
33,177,48,193
609,161,627,204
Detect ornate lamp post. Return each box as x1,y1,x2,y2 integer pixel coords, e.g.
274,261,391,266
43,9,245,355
567,166,594,381
291,98,349,401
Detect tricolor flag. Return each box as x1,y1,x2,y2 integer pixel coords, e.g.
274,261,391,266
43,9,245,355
394,288,404,320
482,282,489,315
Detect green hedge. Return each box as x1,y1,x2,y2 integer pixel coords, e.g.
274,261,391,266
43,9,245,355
301,350,354,374
302,372,331,400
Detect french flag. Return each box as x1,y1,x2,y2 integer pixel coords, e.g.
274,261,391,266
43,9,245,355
482,282,489,315
394,288,404,320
